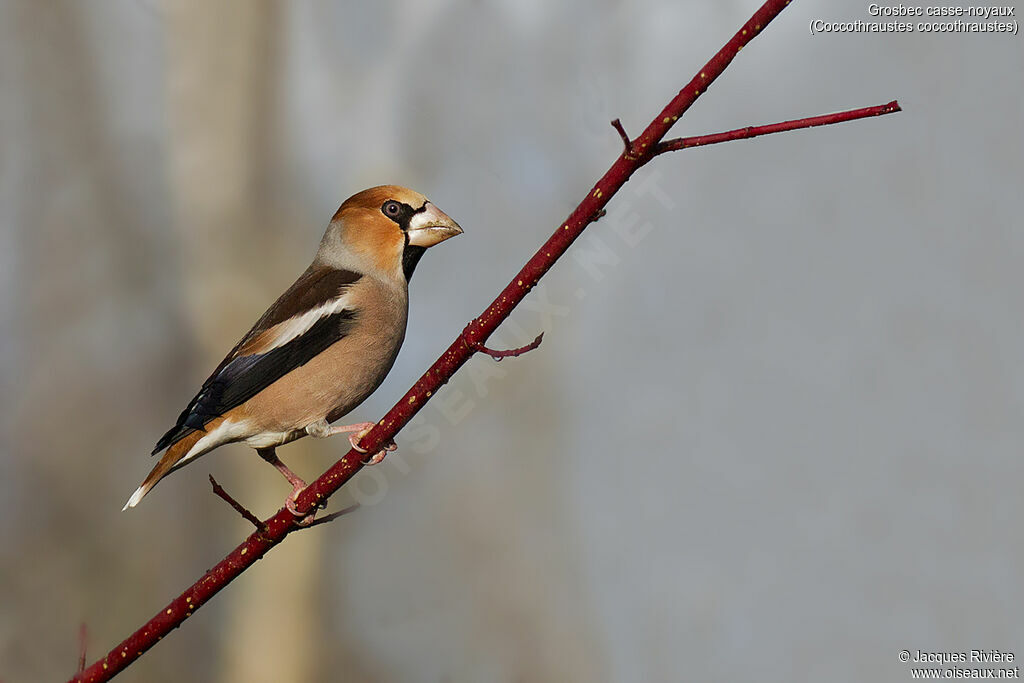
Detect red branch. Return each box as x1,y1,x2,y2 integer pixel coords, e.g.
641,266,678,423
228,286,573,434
71,1,900,680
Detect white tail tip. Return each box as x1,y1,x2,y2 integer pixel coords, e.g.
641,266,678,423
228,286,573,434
122,485,146,511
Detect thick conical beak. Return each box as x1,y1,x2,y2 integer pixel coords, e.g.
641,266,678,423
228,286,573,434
407,202,463,247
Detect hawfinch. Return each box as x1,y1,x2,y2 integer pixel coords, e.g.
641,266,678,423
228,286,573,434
124,185,462,515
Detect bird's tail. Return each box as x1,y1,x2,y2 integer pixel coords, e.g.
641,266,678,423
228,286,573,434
122,424,213,510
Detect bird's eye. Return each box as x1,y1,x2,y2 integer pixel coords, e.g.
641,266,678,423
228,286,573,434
382,200,402,218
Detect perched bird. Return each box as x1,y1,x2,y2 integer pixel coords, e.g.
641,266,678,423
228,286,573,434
124,185,462,517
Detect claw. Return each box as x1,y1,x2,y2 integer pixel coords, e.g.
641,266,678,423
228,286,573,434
348,428,396,465
285,490,316,526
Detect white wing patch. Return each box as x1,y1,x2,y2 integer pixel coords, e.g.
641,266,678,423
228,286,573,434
260,293,353,352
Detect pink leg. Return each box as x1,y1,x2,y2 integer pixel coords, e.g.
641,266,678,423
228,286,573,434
305,420,397,466
310,421,377,437
257,447,313,523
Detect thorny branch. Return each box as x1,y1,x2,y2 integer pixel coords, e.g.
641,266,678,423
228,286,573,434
209,475,357,531
71,1,900,680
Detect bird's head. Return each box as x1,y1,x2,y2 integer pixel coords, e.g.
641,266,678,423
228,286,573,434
317,185,463,281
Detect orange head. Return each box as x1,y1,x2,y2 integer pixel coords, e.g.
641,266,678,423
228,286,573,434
317,185,462,281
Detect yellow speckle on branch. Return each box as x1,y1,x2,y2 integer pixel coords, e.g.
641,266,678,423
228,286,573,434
240,547,247,555
518,280,523,286
663,117,671,123
166,609,172,615
408,396,416,404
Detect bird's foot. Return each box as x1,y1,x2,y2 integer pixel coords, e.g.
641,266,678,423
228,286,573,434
305,420,376,439
303,420,395,465
348,428,397,465
284,482,316,526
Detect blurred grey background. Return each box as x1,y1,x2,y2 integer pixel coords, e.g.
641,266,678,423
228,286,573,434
1,1,1021,681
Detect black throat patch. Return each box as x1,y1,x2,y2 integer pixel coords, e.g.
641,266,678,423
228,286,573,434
402,244,427,281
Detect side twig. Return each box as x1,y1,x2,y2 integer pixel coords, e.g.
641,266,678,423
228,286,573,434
209,476,265,531
610,118,634,157
467,331,544,361
72,1,901,680
655,100,902,154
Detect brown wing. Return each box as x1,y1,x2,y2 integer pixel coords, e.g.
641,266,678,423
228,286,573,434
152,265,362,454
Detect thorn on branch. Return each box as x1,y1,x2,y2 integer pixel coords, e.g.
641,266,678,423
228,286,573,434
78,622,88,674
302,503,360,529
588,209,607,225
610,118,635,158
209,476,265,531
468,332,544,361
